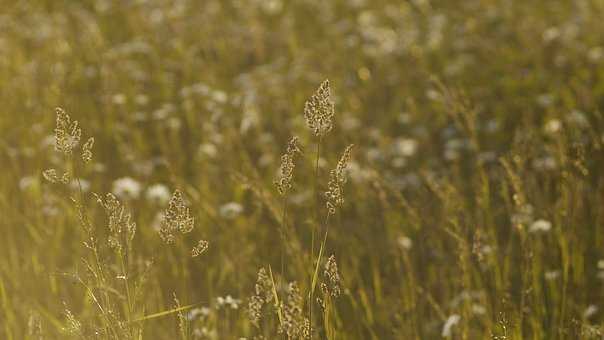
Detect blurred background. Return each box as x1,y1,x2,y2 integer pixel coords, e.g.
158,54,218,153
2,0,604,339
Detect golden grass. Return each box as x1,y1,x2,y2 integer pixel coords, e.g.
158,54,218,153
2,0,604,339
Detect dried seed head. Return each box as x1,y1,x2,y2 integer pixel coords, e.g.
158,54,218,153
247,268,273,328
325,145,354,215
335,144,353,182
63,307,82,336
274,136,301,196
27,311,43,339
304,79,335,137
323,255,341,298
42,169,58,183
279,282,310,339
82,137,94,163
95,193,136,251
191,239,209,257
173,293,187,337
248,295,264,328
42,168,71,184
325,170,343,216
54,107,81,155
159,189,195,244
255,268,273,303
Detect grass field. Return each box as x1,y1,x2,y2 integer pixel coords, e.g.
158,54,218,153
2,0,604,339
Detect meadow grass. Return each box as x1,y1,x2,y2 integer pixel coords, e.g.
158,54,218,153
2,0,604,339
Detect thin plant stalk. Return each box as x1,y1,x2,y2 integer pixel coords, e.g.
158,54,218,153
309,135,322,339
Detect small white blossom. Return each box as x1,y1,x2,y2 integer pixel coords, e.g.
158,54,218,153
112,93,127,105
198,143,218,159
471,304,486,316
219,202,243,219
19,176,37,191
216,295,241,310
112,177,142,199
187,307,211,321
135,94,149,106
584,305,599,319
588,46,604,62
529,219,552,233
211,90,228,103
69,178,91,193
544,119,561,134
545,270,560,281
542,27,560,42
397,236,413,250
146,184,171,204
393,138,418,157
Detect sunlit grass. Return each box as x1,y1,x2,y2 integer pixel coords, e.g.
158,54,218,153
2,0,604,339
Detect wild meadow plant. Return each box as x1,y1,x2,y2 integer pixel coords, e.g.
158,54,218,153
40,78,351,339
245,80,350,340
42,108,210,339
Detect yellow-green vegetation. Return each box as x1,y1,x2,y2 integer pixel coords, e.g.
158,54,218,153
2,0,604,339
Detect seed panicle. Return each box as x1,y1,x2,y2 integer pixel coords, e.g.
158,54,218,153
54,107,81,155
159,189,195,244
323,255,341,298
325,145,354,215
94,192,137,251
192,239,209,257
275,136,302,196
248,268,273,328
279,282,310,339
82,137,95,163
42,168,71,184
304,80,335,137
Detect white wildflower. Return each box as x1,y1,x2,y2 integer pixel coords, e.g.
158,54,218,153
211,90,228,103
19,176,37,191
69,178,91,193
219,202,243,219
397,236,413,250
216,295,241,310
112,93,127,105
529,219,552,233
471,304,486,316
584,305,598,319
187,307,211,321
544,119,561,134
588,46,604,62
112,177,142,199
393,138,418,157
146,184,171,204
545,270,560,281
542,27,560,42
198,143,218,159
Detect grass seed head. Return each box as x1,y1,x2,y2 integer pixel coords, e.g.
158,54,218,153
62,307,82,336
192,239,209,257
54,107,81,155
323,255,341,298
247,268,273,328
325,144,354,215
279,282,310,339
42,168,70,184
159,189,195,244
81,137,94,163
304,79,335,138
275,136,301,196
95,192,136,251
